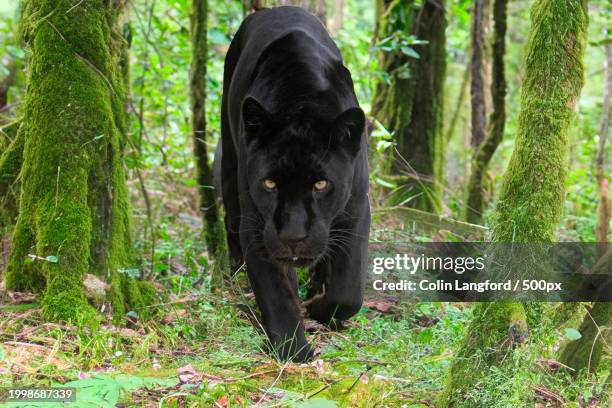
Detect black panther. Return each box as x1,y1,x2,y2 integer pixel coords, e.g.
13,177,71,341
216,6,370,362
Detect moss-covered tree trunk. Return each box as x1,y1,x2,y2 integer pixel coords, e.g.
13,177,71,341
443,0,588,404
465,0,507,224
0,59,17,119
0,122,22,232
3,0,155,322
596,43,610,249
190,0,226,288
558,251,611,373
371,0,447,213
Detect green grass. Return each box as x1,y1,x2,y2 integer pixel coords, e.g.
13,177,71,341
1,289,608,407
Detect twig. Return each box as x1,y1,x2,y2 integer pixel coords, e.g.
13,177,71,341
255,362,289,405
344,372,366,395
65,0,85,14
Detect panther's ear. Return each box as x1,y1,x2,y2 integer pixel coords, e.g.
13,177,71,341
242,96,270,142
333,107,365,156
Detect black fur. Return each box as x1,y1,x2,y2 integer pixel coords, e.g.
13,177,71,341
215,6,370,362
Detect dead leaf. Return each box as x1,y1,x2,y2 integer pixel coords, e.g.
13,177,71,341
304,318,326,332
535,358,575,372
310,359,325,373
532,385,565,405
588,397,600,407
216,395,229,407
7,291,37,304
163,309,188,324
363,300,394,313
177,364,198,384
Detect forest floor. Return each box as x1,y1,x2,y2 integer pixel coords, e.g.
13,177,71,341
0,195,607,407
0,285,607,407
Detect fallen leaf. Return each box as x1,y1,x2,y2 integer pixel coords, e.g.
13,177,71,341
7,291,37,304
363,300,394,313
532,385,565,405
304,318,326,332
311,359,325,373
535,358,575,372
587,397,600,407
216,395,229,407
177,364,197,384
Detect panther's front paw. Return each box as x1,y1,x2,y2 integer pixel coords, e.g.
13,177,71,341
307,298,362,328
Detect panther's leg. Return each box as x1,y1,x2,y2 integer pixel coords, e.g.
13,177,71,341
220,132,242,271
242,237,313,362
307,200,370,327
307,262,326,299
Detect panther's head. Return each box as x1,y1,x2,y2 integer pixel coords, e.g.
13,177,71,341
242,96,365,268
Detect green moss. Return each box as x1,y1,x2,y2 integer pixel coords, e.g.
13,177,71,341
371,0,446,213
109,271,126,322
136,280,160,314
118,274,159,320
441,302,528,406
5,0,155,322
559,250,612,373
0,122,23,230
491,0,588,242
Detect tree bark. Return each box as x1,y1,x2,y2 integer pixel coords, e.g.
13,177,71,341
445,62,470,143
371,0,447,214
465,0,507,224
596,43,610,250
4,0,155,322
0,122,22,231
470,0,489,148
0,58,17,116
371,0,394,119
310,0,327,26
191,0,226,288
331,0,344,35
558,251,611,373
443,0,588,403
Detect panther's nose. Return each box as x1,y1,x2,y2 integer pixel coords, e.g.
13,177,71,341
279,229,307,252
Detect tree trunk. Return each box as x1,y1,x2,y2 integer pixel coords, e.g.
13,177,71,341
331,0,344,35
470,0,489,148
191,0,226,287
465,0,507,224
4,0,155,322
0,122,22,232
558,251,611,373
560,44,612,374
0,58,17,118
371,0,447,214
370,0,394,119
596,43,610,251
443,0,588,403
310,0,327,26
445,62,470,143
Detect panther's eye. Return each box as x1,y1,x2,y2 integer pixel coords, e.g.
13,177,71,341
263,179,276,190
313,180,328,192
